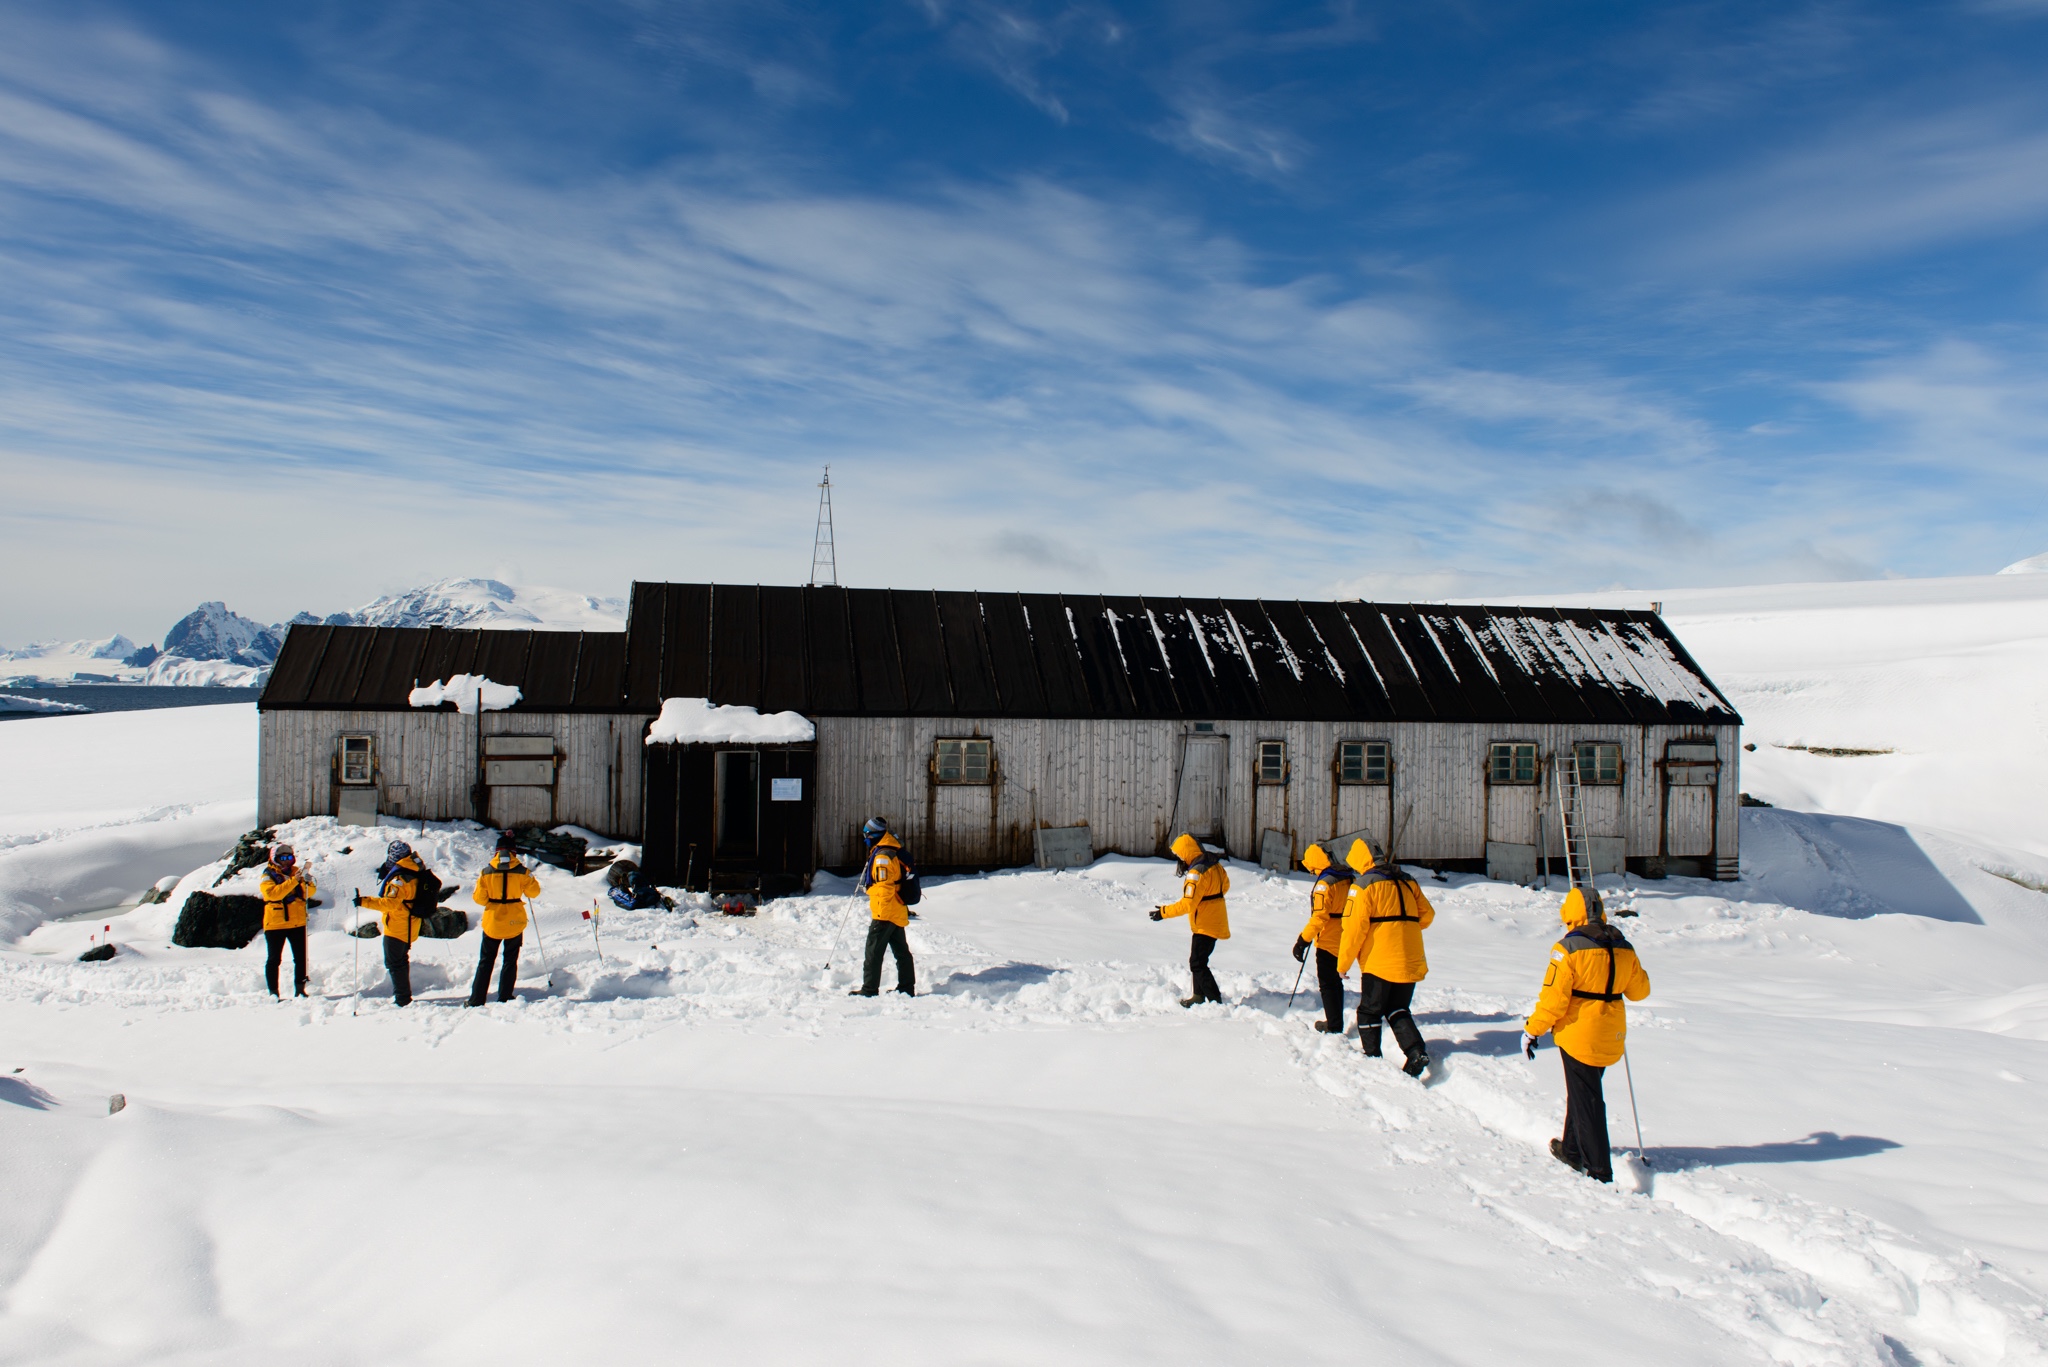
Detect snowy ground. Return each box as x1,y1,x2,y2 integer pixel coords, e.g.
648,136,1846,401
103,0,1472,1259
4,817,2046,1365
5,572,2048,1365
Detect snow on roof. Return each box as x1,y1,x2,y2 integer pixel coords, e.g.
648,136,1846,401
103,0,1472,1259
409,674,522,714
646,697,815,746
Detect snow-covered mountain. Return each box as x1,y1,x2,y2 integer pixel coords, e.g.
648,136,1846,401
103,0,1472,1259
2,578,627,686
0,636,147,685
331,577,626,632
160,602,284,667
1998,551,2048,574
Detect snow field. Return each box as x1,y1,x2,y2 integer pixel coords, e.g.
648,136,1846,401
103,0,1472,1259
0,705,257,941
6,811,2048,1365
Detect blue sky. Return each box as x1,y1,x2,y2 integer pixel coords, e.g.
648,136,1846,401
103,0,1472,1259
3,0,2046,641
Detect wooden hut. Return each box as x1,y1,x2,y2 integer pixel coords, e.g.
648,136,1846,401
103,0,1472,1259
258,584,1743,892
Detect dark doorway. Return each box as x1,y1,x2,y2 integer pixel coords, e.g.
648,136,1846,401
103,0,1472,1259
715,751,759,857
643,741,816,899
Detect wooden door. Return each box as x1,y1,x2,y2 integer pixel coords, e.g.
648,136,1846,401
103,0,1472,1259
1171,736,1227,842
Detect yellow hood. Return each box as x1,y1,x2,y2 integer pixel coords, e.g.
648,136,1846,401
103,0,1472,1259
1170,833,1204,864
1302,843,1331,874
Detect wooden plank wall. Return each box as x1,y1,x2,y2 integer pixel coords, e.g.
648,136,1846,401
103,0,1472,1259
258,711,651,840
814,716,1741,874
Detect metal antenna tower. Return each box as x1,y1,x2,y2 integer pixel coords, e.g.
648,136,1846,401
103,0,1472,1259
807,466,838,586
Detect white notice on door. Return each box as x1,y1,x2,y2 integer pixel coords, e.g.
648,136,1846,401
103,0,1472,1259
770,777,803,802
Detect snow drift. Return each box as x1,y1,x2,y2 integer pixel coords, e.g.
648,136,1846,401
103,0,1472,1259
646,697,815,745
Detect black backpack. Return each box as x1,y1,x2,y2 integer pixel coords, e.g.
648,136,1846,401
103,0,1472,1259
870,846,921,907
408,865,444,918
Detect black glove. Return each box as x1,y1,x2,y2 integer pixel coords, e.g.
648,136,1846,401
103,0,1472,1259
352,892,362,907
1148,908,1164,921
1292,937,1309,963
1522,1032,1538,1060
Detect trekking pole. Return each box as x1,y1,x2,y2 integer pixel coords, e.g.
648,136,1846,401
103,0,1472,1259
822,893,860,970
1622,1050,1649,1166
1285,950,1309,1011
523,897,556,990
351,887,361,1016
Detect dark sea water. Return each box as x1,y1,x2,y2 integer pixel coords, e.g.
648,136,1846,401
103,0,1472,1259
0,683,262,720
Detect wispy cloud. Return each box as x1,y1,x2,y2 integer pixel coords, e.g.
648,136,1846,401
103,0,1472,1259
1641,106,2048,273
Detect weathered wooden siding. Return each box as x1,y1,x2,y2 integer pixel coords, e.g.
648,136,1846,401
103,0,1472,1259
258,711,651,839
815,717,1739,876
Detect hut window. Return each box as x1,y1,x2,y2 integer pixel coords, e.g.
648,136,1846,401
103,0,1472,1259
935,738,993,784
339,735,375,785
1573,741,1622,785
1256,739,1288,784
1488,741,1538,784
1338,740,1389,785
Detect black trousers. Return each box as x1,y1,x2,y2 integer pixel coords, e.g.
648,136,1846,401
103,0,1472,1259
1560,1049,1613,1181
1188,933,1221,1003
264,927,307,997
1357,974,1426,1060
1313,947,1345,1028
469,932,522,1005
861,920,915,994
383,935,414,1007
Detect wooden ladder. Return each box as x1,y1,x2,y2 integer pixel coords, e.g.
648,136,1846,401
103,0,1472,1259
1553,750,1595,891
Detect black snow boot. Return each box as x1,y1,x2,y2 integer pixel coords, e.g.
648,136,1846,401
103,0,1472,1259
1550,1137,1588,1176
1359,1023,1383,1057
1388,1010,1430,1076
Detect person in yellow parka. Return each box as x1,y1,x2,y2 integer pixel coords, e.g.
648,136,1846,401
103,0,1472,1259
1522,886,1651,1184
1150,833,1230,1008
258,843,316,999
469,832,541,1006
1337,837,1437,1076
1292,843,1352,1034
853,817,916,996
354,839,428,1007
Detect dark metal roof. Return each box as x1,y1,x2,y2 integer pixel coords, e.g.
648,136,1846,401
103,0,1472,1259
261,585,1740,725
612,584,1739,726
259,625,632,713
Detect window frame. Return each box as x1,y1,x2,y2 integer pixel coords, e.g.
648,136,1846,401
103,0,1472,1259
338,734,376,786
1573,741,1624,786
1255,738,1289,785
932,736,995,785
1336,739,1391,786
1487,740,1539,785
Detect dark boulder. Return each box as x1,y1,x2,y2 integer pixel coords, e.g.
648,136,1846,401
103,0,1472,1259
172,891,265,949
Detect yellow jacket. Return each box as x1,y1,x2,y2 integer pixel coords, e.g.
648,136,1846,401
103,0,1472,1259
259,866,316,931
1336,838,1433,981
1524,891,1650,1067
471,855,541,939
361,856,425,943
861,833,910,928
1296,844,1350,953
1159,833,1230,940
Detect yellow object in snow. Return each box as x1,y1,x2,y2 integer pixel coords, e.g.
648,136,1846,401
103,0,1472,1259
1159,833,1230,939
471,854,541,939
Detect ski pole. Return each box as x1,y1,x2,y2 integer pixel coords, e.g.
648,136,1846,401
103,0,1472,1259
351,886,360,1017
1285,950,1308,1010
523,897,555,989
823,893,861,972
1622,1050,1649,1165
